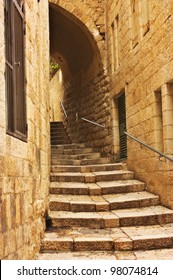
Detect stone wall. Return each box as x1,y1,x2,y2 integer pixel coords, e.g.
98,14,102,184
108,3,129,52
0,0,50,259
106,0,173,208
63,70,112,155
50,70,64,121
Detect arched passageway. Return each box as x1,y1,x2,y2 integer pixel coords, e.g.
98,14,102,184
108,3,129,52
49,4,101,82
49,2,112,155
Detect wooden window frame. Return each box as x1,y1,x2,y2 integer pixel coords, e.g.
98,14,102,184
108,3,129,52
4,0,27,142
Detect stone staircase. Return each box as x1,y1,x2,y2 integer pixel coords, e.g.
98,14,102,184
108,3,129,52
50,122,71,145
40,142,173,257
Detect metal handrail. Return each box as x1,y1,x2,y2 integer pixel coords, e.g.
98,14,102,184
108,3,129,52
124,131,173,162
81,118,105,128
59,99,67,118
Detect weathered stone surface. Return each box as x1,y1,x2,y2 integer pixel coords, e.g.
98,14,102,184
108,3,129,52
42,237,74,252
74,237,113,251
1,0,50,260
2,0,173,261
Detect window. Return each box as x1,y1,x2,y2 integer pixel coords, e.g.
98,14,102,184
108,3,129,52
111,15,120,72
154,89,163,152
161,83,173,155
4,0,27,141
131,0,139,48
140,0,150,36
130,0,149,48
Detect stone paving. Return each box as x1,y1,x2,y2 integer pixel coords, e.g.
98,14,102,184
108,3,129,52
38,248,173,260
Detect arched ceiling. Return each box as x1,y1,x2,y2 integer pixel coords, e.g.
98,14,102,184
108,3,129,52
49,4,101,81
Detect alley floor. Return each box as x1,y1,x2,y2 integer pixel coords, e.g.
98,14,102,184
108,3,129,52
38,248,173,260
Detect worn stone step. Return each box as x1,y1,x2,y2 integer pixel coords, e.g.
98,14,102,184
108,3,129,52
51,128,67,133
97,180,145,195
51,163,126,173
51,148,93,156
50,122,64,127
47,211,110,228
103,191,160,209
50,180,145,195
41,223,173,252
51,132,69,139
115,223,173,251
38,248,173,260
51,134,70,138
49,192,160,212
50,127,65,131
51,141,71,145
93,170,134,181
51,173,86,183
51,157,112,166
51,159,82,166
50,171,135,183
113,205,173,226
49,194,109,212
50,182,90,195
51,138,71,143
47,204,172,228
38,251,117,260
51,153,101,160
41,228,117,252
51,143,86,150
80,158,111,165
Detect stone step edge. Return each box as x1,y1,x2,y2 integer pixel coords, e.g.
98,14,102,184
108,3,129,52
41,235,173,252
50,171,134,183
50,158,112,166
46,207,173,228
51,163,127,173
51,143,86,149
49,193,160,212
49,180,145,195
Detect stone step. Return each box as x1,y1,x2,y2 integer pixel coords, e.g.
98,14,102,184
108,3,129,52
50,126,65,130
38,248,173,260
51,129,69,139
51,157,111,166
52,148,94,155
49,192,160,212
47,204,172,229
51,138,71,143
50,180,145,195
51,141,71,145
51,128,68,133
50,170,135,183
51,153,101,160
51,163,126,173
51,143,86,150
41,223,173,252
51,135,70,139
51,159,82,166
51,123,65,126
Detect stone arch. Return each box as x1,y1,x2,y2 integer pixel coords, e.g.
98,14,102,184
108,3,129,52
49,0,105,82
49,0,111,155
49,0,103,46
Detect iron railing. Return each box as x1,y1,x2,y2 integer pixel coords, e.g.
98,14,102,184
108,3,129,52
124,131,173,162
81,118,105,128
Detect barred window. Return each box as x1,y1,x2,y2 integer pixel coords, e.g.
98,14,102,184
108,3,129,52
4,0,27,141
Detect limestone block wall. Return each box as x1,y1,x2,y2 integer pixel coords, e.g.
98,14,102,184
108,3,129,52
63,70,112,155
106,0,173,208
0,0,50,259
